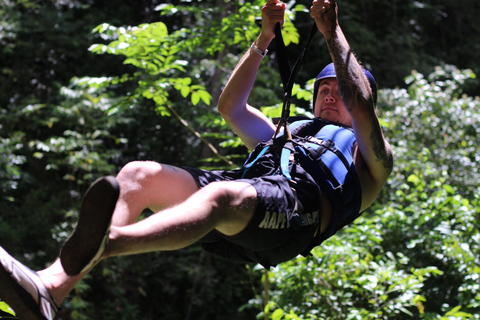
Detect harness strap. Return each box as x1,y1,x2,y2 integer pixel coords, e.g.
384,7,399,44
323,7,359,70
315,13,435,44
241,145,270,178
280,141,296,179
273,22,318,140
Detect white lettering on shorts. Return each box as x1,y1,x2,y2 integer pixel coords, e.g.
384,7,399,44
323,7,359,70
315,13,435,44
258,210,319,229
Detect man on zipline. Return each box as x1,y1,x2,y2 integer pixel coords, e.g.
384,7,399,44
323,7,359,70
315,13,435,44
0,0,393,319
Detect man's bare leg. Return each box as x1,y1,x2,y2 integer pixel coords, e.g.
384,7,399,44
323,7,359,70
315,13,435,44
104,181,257,258
38,162,256,306
38,161,202,306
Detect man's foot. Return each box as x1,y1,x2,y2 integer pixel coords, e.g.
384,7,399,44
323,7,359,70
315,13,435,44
60,176,120,276
0,246,58,320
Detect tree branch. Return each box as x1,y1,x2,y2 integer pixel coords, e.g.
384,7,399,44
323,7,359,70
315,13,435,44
166,104,236,168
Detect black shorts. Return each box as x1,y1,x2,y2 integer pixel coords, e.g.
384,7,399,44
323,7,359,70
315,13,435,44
182,152,322,268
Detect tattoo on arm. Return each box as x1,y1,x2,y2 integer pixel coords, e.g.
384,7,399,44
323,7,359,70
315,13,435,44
370,118,394,172
329,44,372,112
325,21,374,113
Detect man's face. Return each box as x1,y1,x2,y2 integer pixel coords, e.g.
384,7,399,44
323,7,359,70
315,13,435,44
314,78,352,127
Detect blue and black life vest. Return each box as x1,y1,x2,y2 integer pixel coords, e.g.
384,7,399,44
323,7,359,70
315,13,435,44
240,117,363,254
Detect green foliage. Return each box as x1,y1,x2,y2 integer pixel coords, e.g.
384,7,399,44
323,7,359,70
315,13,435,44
26,87,122,178
0,301,15,317
89,22,212,115
383,66,479,194
255,66,480,320
157,0,303,53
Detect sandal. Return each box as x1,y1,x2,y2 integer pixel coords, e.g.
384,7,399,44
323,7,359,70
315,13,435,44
60,176,119,276
0,246,58,320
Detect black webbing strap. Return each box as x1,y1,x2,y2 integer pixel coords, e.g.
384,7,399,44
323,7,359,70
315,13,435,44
273,22,318,140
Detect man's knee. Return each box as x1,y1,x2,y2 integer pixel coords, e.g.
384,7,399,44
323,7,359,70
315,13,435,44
117,161,164,191
116,161,199,210
200,181,254,205
200,182,257,233
120,160,175,182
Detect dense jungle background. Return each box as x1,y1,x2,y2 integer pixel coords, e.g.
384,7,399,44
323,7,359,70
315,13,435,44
1,0,479,319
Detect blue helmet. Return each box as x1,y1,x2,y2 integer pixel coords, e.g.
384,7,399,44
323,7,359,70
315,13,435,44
312,62,378,108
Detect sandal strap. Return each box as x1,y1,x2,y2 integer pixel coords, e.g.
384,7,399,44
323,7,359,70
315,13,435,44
0,246,58,320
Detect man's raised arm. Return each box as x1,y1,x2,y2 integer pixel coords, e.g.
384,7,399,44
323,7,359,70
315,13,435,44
218,0,286,150
311,0,393,198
